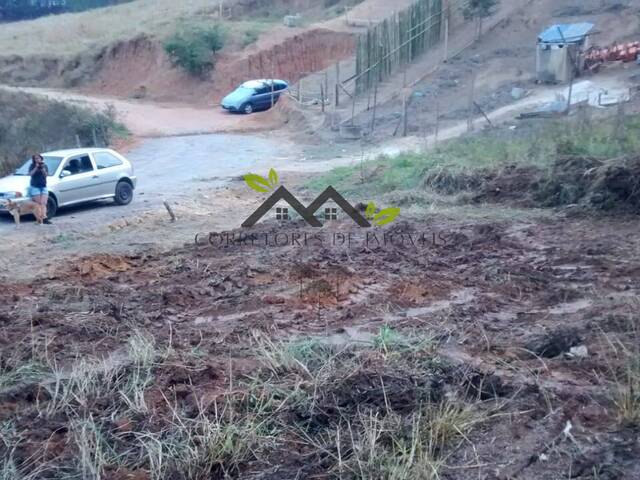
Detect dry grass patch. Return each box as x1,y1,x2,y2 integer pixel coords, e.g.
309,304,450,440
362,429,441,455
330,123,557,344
0,0,276,58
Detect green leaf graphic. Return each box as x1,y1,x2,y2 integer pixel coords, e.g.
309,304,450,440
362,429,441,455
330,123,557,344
268,168,279,188
244,174,272,193
365,202,376,220
373,207,400,226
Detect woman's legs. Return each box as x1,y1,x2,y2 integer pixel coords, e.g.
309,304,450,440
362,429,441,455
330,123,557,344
39,193,48,220
30,192,47,223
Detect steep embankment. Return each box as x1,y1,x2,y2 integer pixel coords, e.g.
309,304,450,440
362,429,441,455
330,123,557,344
84,29,356,103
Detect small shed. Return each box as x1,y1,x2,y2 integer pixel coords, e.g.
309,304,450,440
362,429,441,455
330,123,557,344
537,23,595,83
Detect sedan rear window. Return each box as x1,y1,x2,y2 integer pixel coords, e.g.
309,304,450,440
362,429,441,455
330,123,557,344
14,156,63,176
94,152,123,169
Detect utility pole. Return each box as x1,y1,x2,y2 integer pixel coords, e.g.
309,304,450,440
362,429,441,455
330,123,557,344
556,26,578,115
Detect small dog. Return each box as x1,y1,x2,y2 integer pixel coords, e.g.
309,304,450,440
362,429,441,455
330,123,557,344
3,199,45,226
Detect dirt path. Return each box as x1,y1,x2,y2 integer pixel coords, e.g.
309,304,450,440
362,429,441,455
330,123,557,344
0,86,285,137
0,132,300,278
2,71,632,282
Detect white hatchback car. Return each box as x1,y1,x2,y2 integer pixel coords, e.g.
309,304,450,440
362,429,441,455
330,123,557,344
0,148,137,217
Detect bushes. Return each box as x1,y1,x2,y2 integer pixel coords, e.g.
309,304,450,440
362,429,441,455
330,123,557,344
164,24,226,76
0,90,128,176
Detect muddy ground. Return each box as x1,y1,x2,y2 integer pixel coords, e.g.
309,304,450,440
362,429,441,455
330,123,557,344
1,200,640,478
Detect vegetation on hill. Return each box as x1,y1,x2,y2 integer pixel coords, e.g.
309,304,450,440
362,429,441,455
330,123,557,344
0,0,275,58
164,24,227,77
0,0,132,21
0,90,128,175
310,113,640,213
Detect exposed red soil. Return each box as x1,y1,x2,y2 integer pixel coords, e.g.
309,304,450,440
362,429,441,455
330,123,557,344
2,212,640,478
88,29,355,102
212,28,356,98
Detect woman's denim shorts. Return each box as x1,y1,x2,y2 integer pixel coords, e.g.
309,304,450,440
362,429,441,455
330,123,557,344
28,186,48,197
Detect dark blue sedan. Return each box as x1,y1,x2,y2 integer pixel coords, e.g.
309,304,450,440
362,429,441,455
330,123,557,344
221,79,289,114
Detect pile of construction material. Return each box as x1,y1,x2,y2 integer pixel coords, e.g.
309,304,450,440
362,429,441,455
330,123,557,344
585,41,640,70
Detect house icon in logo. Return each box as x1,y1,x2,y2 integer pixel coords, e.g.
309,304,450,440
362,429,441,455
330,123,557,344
242,186,371,228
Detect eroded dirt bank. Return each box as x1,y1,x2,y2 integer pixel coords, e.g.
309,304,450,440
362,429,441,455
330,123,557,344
1,211,639,478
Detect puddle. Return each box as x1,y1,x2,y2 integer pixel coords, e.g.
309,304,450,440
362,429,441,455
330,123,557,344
553,264,591,271
549,299,592,315
194,311,258,325
406,288,476,317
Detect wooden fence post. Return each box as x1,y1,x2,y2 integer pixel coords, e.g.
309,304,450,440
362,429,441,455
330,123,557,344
467,72,476,133
324,71,329,106
434,96,440,146
335,62,340,107
370,78,379,133
443,0,450,62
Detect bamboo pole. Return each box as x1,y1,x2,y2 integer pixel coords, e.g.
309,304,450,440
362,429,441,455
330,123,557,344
335,82,340,107
371,77,379,133
351,0,452,92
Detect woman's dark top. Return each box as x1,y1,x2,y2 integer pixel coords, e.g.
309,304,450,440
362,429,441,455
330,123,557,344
30,162,47,188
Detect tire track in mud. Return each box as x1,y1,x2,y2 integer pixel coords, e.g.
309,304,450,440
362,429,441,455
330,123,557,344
2,215,640,478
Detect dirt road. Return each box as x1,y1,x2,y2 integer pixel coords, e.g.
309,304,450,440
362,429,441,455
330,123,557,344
0,86,285,137
2,72,631,245
0,131,299,225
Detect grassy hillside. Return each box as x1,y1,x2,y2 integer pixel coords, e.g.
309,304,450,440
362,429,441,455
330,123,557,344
312,115,640,195
309,113,640,216
0,90,127,176
0,0,274,58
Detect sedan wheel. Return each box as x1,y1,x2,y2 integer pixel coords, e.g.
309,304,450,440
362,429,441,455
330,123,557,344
242,103,254,114
46,196,58,218
114,181,134,206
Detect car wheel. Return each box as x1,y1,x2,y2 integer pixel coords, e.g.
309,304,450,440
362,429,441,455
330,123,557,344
242,103,254,114
46,196,58,218
114,181,134,206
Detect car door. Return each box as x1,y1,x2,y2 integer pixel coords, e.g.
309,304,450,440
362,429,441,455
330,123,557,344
91,151,124,198
252,86,271,109
56,154,101,205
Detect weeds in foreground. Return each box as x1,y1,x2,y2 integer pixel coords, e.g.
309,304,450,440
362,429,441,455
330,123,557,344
248,328,483,479
71,415,117,480
599,318,640,426
0,362,48,392
612,353,640,426
39,330,157,418
344,402,476,480
3,327,484,479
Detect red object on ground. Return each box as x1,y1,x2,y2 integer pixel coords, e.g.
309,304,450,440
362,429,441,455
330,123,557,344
585,40,640,67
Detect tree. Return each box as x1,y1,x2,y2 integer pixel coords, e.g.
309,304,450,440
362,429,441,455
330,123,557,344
463,0,499,38
466,0,499,18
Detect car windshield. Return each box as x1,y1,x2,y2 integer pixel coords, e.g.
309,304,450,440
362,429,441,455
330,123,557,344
14,156,63,176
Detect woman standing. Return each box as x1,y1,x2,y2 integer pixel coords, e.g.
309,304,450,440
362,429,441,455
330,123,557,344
28,154,52,225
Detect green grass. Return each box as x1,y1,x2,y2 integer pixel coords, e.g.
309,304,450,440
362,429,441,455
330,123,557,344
309,114,640,198
240,23,271,48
